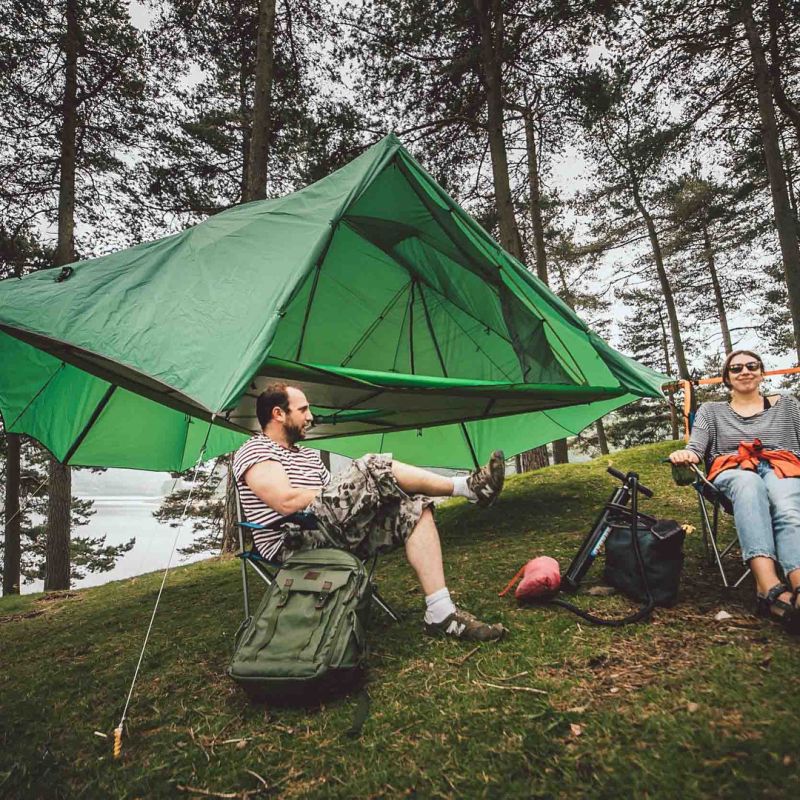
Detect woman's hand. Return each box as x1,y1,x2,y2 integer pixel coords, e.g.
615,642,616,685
669,449,700,465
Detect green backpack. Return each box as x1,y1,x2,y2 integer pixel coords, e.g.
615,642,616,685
228,548,372,698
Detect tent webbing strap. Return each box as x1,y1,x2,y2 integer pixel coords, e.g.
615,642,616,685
418,282,480,469
114,427,216,760
408,282,415,374
1,477,48,534
340,281,410,368
390,280,414,374
7,363,65,430
294,224,340,362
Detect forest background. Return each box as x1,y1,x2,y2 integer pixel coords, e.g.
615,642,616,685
2,0,800,594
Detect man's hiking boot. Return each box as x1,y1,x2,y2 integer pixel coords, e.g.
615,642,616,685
424,607,506,642
466,449,506,507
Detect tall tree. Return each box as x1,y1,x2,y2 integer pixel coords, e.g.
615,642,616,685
44,0,81,591
636,0,800,361
0,0,153,588
243,0,277,201
0,226,50,594
739,0,800,360
347,0,618,469
659,171,762,357
472,0,548,470
576,63,691,380
146,0,360,546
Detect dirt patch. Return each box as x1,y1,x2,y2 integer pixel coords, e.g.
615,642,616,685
544,610,766,709
0,608,46,624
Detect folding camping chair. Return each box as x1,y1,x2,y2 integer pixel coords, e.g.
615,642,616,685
234,490,401,622
676,462,751,589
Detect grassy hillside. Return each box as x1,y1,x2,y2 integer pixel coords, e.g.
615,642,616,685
1,441,797,799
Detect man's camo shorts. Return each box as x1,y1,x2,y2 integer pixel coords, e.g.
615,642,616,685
279,454,433,561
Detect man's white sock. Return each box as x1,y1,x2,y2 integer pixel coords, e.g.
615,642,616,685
424,587,457,624
451,475,477,502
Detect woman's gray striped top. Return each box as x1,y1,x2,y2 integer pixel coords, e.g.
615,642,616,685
686,395,800,463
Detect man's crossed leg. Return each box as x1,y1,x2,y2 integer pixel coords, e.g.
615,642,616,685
296,452,507,642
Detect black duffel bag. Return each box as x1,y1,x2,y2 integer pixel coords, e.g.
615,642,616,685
603,517,685,607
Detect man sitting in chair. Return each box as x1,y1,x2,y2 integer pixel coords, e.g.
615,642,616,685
233,382,506,642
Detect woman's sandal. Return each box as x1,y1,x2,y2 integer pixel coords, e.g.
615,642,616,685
756,583,800,634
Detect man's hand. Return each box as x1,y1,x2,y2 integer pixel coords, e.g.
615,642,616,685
669,449,700,465
244,460,320,516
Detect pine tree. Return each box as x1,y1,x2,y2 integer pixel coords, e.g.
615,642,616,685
0,0,154,589
575,59,692,380
636,0,800,360
346,0,619,469
145,0,362,549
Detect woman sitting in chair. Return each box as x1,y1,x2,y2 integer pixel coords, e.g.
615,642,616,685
670,350,800,633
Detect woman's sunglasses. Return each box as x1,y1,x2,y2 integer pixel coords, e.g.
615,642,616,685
728,361,762,374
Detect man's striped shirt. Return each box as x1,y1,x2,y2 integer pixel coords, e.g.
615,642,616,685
232,434,330,559
686,395,800,465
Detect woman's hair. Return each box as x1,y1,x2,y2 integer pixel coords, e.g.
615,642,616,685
721,349,765,389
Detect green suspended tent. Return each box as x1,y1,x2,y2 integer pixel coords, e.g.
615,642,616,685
0,134,666,471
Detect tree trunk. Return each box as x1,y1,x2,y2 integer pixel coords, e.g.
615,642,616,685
45,0,79,590
225,0,278,538
474,0,524,259
700,223,733,354
518,447,549,472
524,108,567,464
766,0,800,155
780,130,799,223
523,108,548,283
239,50,252,200
45,457,71,590
630,178,690,379
659,312,680,440
3,433,22,595
595,419,609,455
742,0,800,361
243,0,277,202
56,0,79,268
475,0,547,471
551,439,569,464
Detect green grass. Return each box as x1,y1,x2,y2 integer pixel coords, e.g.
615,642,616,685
1,441,797,799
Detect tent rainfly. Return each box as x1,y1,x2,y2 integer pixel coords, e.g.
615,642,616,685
0,134,666,471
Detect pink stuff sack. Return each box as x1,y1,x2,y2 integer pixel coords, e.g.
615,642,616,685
499,556,561,601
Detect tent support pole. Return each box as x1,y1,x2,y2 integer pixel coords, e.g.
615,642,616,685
408,282,415,374
63,385,117,464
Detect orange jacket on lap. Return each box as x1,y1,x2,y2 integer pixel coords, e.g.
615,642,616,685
708,438,800,482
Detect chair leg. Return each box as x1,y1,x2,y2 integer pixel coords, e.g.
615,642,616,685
696,488,751,589
246,558,276,587
371,586,401,623
697,492,729,587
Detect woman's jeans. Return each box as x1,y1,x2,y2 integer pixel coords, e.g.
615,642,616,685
713,461,800,576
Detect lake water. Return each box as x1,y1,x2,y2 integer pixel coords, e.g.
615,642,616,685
17,453,530,594
23,493,213,594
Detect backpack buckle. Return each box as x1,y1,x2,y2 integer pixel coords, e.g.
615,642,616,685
315,580,333,609
276,577,294,608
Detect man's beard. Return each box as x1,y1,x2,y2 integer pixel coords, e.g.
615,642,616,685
285,421,306,444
